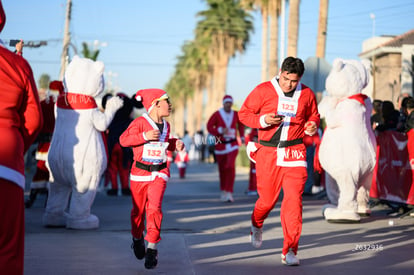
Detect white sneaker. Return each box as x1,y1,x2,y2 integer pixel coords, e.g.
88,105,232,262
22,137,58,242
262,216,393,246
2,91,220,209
226,192,234,202
250,225,262,248
311,185,324,194
220,191,227,201
281,248,300,266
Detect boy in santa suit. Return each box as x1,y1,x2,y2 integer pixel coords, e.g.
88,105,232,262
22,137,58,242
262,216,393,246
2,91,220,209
120,89,184,269
239,57,320,266
0,1,43,274
207,95,245,202
174,149,189,178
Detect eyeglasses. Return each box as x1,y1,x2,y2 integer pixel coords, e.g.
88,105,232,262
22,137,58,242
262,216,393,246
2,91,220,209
157,98,171,105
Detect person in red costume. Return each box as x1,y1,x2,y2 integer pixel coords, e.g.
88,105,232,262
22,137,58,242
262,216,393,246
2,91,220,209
239,57,320,266
174,149,189,178
207,95,245,202
25,81,64,208
0,1,43,274
102,92,134,196
120,88,184,270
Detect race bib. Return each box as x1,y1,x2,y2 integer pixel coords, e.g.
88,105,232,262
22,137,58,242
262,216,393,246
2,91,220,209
276,146,307,167
142,142,169,164
278,97,298,117
223,128,236,139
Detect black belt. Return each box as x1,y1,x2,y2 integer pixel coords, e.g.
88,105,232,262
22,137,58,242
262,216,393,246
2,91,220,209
135,161,167,172
222,139,237,144
259,138,303,148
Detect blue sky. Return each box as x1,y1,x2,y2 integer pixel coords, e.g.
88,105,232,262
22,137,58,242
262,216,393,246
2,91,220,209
1,0,413,104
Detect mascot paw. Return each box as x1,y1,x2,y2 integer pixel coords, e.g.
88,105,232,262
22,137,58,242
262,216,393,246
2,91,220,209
67,214,99,230
43,212,67,228
322,203,336,218
357,206,372,217
105,96,124,113
324,208,360,223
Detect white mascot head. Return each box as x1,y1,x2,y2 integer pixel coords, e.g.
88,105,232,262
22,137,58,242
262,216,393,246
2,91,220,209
64,55,105,97
325,58,370,98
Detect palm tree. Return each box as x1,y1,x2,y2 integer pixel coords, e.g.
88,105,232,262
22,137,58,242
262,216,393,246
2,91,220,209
268,0,281,78
287,0,300,57
164,62,192,137
240,0,270,82
196,0,254,115
38,74,51,90
316,0,329,58
81,42,100,61
166,39,210,135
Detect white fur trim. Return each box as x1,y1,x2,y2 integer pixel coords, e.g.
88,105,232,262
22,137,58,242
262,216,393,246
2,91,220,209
246,141,258,163
260,115,271,128
0,165,25,189
130,172,169,182
35,151,48,161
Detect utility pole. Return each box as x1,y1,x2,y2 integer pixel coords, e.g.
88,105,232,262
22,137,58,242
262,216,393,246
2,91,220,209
316,0,329,58
59,0,72,80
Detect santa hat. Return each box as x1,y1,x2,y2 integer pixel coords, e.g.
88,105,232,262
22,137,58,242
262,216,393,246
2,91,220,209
0,1,6,33
223,95,233,104
135,88,169,113
49,80,65,95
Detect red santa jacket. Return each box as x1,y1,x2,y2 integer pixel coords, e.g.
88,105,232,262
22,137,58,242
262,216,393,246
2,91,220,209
239,78,320,167
174,151,189,168
0,44,43,189
35,96,57,160
207,109,244,155
120,113,178,182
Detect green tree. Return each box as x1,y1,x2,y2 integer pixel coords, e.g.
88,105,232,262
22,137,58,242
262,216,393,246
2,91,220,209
38,74,51,89
240,0,270,82
81,42,100,61
268,0,281,78
196,0,254,115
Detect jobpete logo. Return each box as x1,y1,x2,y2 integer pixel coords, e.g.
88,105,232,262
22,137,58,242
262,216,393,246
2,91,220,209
194,135,222,146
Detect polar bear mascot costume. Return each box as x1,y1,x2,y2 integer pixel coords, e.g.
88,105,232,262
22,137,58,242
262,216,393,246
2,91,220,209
318,58,376,223
43,56,123,229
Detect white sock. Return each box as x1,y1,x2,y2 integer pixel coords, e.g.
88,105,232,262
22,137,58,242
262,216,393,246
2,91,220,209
147,242,157,250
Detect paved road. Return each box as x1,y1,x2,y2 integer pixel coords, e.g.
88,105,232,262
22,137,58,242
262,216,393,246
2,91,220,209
24,161,414,275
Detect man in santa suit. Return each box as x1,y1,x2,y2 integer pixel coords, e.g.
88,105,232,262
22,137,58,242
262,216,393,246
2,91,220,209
207,95,245,202
239,57,320,266
0,1,43,274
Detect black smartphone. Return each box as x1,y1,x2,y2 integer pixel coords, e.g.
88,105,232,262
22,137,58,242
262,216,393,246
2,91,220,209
275,114,285,118
9,39,20,47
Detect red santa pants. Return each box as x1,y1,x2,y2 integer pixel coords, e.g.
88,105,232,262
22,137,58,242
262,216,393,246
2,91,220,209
0,179,24,275
178,167,186,178
215,149,238,193
253,147,307,256
130,176,167,244
107,143,131,190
